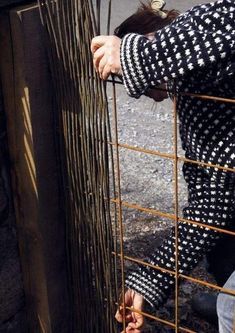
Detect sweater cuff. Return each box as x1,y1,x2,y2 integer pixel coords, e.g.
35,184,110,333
120,33,150,98
125,269,165,310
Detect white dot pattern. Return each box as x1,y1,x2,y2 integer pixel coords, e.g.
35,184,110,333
123,0,235,309
120,0,235,99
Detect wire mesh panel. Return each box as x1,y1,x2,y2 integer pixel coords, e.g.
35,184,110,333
38,1,117,332
110,88,235,333
38,0,235,332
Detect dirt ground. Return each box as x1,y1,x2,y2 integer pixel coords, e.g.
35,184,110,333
104,1,220,332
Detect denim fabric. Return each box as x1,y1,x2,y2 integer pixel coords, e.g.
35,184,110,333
217,271,235,333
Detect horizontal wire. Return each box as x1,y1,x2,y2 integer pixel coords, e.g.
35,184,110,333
181,92,235,104
106,56,234,333
110,199,235,237
105,79,235,104
124,306,197,333
108,142,235,174
113,252,176,276
111,198,173,219
78,75,235,103
179,274,235,297
108,141,173,159
115,301,197,333
113,253,235,298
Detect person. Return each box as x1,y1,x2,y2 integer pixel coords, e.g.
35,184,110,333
91,0,235,331
217,270,235,333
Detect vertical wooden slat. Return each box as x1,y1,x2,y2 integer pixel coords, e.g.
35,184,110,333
0,4,69,332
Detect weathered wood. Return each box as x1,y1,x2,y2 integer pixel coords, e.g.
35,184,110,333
0,4,69,332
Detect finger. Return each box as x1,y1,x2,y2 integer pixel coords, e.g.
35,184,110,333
135,315,144,329
129,313,144,329
120,324,138,333
127,322,143,329
125,313,133,322
93,46,105,71
107,56,122,77
132,292,144,309
128,318,144,329
116,308,133,322
124,289,133,306
115,310,123,323
102,62,112,80
119,289,134,311
126,323,140,332
98,56,108,79
91,35,109,53
111,65,122,76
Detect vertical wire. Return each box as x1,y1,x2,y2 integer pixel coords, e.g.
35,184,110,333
77,3,98,329
96,0,101,34
112,80,126,332
39,0,118,331
104,0,119,303
88,1,113,331
106,0,112,35
173,89,179,333
88,1,117,330
105,82,119,302
67,2,85,329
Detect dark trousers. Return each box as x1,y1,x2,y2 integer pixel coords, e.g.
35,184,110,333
206,233,235,286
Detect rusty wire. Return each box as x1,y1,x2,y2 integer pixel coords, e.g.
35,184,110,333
37,0,235,331
112,253,235,296
112,78,127,332
38,1,117,332
110,199,235,237
110,81,235,332
173,93,179,332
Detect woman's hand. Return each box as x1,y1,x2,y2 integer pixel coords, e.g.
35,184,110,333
91,35,122,80
115,289,145,333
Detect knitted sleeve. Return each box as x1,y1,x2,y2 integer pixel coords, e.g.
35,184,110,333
120,0,235,98
122,0,235,310
125,186,235,309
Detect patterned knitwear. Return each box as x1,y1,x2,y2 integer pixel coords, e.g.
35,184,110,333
120,0,235,309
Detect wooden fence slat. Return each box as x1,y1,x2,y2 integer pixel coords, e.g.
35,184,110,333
0,4,70,332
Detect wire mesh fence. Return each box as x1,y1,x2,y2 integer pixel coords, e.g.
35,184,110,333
110,81,235,332
38,0,235,332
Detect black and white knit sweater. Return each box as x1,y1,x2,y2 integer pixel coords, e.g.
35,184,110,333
120,0,235,309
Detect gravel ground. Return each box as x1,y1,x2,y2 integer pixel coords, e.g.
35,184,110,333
103,2,220,332
107,84,219,333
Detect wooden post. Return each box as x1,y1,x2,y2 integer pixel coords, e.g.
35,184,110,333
0,4,70,332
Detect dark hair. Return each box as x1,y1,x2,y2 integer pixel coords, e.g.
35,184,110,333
114,1,180,38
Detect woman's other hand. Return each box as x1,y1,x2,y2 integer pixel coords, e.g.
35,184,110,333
115,289,145,333
91,35,122,80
